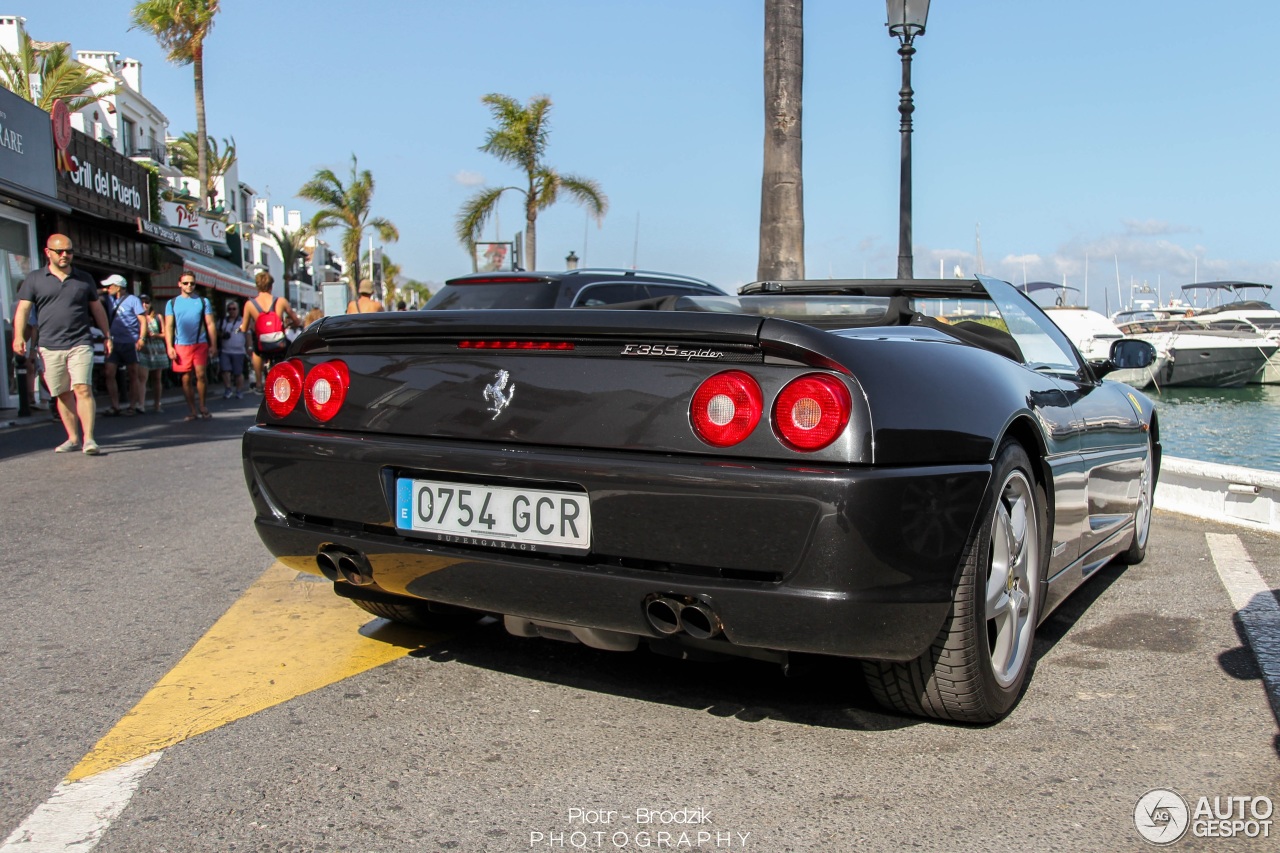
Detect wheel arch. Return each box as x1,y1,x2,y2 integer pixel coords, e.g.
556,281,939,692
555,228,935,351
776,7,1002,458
999,414,1055,527
996,414,1060,633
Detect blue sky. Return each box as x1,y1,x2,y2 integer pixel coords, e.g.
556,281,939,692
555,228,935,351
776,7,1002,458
31,1,1280,311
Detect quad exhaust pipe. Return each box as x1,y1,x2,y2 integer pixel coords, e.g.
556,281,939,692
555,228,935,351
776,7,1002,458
316,547,374,586
643,594,722,640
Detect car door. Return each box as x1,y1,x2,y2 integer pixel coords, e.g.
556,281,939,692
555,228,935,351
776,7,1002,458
983,277,1147,570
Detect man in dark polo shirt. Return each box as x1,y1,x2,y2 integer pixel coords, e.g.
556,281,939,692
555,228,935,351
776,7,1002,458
11,234,113,455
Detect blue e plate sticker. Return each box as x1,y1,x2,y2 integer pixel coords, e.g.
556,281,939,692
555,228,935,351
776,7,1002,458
396,478,412,528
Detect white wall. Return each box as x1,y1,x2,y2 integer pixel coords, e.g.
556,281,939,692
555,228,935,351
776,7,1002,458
0,16,26,55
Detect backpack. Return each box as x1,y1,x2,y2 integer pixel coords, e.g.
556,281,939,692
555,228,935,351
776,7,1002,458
254,298,287,354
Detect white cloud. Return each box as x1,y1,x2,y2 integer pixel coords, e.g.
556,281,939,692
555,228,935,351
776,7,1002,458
453,170,486,187
1122,219,1198,237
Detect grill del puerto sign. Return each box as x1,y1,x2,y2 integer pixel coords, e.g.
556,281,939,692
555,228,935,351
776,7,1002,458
66,154,144,210
55,127,150,223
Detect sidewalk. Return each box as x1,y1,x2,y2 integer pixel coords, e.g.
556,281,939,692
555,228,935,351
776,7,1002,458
1,386,259,430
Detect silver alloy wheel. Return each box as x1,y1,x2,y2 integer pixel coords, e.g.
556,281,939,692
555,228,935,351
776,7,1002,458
1133,446,1153,549
986,469,1039,688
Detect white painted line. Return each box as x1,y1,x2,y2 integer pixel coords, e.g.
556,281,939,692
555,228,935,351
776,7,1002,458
0,752,163,852
1206,533,1280,724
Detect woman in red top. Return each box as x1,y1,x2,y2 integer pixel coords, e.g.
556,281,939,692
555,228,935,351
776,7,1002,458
240,270,300,392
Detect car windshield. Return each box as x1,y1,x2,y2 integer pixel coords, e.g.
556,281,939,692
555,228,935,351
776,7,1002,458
426,282,561,310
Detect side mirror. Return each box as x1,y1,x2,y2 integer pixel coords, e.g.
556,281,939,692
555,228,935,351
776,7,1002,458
1091,338,1157,378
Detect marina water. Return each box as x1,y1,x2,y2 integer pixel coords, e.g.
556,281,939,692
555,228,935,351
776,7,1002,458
1147,384,1280,472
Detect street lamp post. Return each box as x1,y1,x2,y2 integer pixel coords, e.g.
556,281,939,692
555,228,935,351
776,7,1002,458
886,0,930,280
565,250,579,270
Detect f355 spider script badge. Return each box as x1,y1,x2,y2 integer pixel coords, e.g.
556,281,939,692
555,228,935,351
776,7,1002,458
483,369,516,419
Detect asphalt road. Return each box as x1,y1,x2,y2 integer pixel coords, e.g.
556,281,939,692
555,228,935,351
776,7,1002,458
0,402,1277,852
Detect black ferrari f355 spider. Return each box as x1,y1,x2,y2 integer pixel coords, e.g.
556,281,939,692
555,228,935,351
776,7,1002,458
243,274,1158,723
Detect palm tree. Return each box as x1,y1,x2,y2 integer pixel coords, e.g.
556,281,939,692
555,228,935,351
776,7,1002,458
169,131,235,206
398,279,433,308
758,0,805,281
269,225,309,284
456,94,607,271
298,154,399,300
130,0,221,210
0,30,116,111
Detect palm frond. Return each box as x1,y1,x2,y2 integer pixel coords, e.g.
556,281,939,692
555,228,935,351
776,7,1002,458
297,153,396,288
454,185,514,247
129,0,220,66
0,29,116,110
308,210,343,235
297,173,345,211
553,174,609,221
0,29,37,100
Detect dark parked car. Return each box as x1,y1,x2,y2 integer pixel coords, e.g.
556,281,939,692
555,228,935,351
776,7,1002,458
243,274,1159,723
423,268,724,310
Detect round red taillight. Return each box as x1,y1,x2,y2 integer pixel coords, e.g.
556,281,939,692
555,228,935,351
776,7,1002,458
690,370,763,447
264,359,304,419
304,360,350,423
772,374,851,451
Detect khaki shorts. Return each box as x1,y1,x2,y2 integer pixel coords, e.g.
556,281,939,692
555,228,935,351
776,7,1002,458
40,344,94,396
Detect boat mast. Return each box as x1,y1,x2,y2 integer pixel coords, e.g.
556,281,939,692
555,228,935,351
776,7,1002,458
1115,255,1122,310
1084,252,1089,310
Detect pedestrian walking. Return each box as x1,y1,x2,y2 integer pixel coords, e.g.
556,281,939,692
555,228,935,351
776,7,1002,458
164,273,217,421
345,279,384,314
218,301,248,399
241,270,299,392
137,295,169,413
101,274,146,416
11,234,112,454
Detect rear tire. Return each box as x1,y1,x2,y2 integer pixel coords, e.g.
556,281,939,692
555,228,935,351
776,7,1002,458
863,440,1046,723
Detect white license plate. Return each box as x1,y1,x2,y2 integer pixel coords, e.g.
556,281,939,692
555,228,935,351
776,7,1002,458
395,478,591,551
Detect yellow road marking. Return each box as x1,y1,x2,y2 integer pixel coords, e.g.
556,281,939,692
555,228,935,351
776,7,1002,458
67,562,438,782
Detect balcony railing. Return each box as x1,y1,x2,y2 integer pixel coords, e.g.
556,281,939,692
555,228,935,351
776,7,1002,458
131,143,168,166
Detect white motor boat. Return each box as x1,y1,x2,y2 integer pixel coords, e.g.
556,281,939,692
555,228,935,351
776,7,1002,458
1015,283,1165,388
1042,306,1166,389
1112,316,1277,388
1180,282,1280,384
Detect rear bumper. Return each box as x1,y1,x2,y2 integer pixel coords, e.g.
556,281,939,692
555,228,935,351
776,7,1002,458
244,426,991,661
